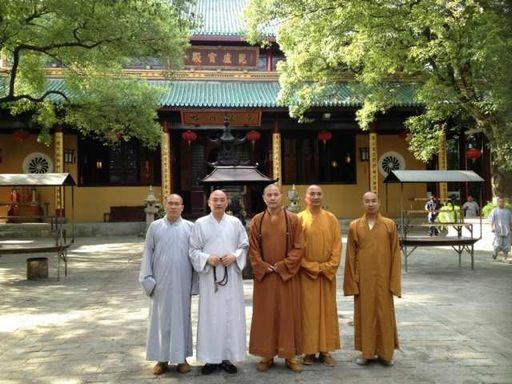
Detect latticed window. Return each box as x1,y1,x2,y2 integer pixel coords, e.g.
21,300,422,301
282,130,356,184
78,137,161,186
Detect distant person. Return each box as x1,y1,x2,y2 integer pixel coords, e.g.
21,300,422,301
139,194,195,375
462,195,480,218
189,190,249,375
249,183,305,373
489,197,512,261
298,185,341,367
425,195,441,236
344,192,401,367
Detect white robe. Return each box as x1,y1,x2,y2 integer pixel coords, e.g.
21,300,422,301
490,207,512,236
189,213,248,364
139,217,195,363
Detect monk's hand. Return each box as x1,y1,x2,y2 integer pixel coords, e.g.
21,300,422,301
207,255,221,266
220,253,236,266
267,264,276,273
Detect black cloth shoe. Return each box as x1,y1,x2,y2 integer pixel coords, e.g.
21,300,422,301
201,363,218,375
220,360,238,374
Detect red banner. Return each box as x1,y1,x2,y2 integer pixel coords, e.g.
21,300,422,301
181,111,262,127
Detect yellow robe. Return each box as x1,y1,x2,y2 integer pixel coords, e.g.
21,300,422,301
298,209,342,354
249,209,304,359
343,213,401,361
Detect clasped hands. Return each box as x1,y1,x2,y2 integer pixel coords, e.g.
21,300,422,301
207,253,236,266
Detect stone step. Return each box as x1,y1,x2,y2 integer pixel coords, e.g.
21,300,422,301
0,223,52,238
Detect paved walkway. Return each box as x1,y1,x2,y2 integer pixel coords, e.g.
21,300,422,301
1,234,511,383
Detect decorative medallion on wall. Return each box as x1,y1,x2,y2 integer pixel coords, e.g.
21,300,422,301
378,151,405,177
22,152,54,174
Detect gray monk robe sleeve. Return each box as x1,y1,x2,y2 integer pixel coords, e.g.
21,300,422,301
139,222,157,296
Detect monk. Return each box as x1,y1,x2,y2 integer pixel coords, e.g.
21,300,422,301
139,194,195,375
249,183,304,373
343,191,401,366
298,185,341,367
189,190,248,375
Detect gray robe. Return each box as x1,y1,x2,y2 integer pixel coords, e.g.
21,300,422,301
490,207,512,254
139,217,195,363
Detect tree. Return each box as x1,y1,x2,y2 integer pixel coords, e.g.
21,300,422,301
245,0,512,172
0,0,194,147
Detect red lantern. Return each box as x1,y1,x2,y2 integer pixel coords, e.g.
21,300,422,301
246,130,261,149
13,128,30,142
317,130,333,146
246,130,261,142
465,148,482,162
181,130,198,145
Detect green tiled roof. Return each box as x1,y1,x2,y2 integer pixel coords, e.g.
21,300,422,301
1,78,421,109
152,80,280,108
191,0,275,37
151,80,421,109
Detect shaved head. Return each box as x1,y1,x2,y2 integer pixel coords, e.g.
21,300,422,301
263,183,280,195
165,193,183,205
362,191,380,216
164,193,184,222
305,185,323,211
208,189,228,219
306,184,322,194
209,189,227,200
263,183,282,212
362,191,378,201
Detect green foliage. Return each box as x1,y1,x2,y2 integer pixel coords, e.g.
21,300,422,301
0,0,195,147
437,204,462,224
482,202,512,218
245,0,512,170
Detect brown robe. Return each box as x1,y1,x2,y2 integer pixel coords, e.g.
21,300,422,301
343,213,401,361
249,208,304,359
298,209,342,354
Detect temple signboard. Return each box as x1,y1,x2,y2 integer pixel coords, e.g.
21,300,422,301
181,111,262,127
185,46,259,69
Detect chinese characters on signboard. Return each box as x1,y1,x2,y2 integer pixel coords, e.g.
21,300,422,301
181,111,262,127
185,47,259,69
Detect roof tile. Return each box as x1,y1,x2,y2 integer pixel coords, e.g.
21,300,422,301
1,78,421,108
191,0,275,37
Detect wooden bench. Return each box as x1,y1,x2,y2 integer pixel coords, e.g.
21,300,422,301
104,206,145,222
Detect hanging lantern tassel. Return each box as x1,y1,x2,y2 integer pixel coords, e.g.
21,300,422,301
245,130,261,150
317,130,333,149
181,130,198,146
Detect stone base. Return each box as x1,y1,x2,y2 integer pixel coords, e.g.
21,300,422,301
26,257,48,280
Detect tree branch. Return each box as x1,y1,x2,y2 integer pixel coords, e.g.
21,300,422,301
18,35,123,53
0,90,69,104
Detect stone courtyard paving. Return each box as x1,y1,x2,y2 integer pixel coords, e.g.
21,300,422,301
1,235,511,383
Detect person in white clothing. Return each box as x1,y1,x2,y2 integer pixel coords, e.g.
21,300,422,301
139,194,195,375
489,197,512,261
189,190,248,375
462,195,480,218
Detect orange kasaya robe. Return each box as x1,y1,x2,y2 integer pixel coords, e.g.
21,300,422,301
343,213,401,361
249,208,304,359
298,209,342,354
